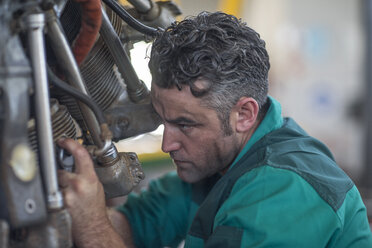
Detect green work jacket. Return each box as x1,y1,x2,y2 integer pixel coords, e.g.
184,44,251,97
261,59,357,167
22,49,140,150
118,97,372,247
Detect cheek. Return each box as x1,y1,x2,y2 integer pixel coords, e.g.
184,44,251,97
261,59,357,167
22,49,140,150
201,136,238,169
186,136,227,168
186,136,214,158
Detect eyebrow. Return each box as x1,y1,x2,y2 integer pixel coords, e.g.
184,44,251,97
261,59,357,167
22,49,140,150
165,117,197,125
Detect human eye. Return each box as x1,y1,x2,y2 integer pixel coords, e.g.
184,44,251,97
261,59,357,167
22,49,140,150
178,123,193,132
168,117,197,133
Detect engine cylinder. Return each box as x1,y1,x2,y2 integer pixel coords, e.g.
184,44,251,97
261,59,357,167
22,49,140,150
28,98,78,154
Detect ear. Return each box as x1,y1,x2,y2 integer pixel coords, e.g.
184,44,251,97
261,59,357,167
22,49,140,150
234,97,260,133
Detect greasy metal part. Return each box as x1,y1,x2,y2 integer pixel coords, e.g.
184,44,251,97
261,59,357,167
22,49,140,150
46,10,121,167
119,1,181,43
28,99,78,155
26,209,72,248
95,152,144,199
0,81,47,228
105,102,161,141
94,139,113,158
141,0,160,22
0,18,47,228
59,4,160,140
141,1,181,29
102,0,158,36
45,9,105,148
53,0,69,17
96,143,119,166
10,209,72,248
99,123,113,141
48,67,108,126
128,0,162,23
128,0,152,13
60,3,126,113
100,9,150,103
0,220,9,248
26,12,63,210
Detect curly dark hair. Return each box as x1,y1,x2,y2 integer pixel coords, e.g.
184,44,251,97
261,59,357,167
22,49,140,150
149,11,270,135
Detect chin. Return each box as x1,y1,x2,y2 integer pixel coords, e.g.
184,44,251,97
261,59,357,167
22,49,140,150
177,167,204,183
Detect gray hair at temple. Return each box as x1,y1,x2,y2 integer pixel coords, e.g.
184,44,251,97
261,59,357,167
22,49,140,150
149,11,270,135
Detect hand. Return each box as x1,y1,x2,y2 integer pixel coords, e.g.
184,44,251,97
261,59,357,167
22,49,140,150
57,138,110,246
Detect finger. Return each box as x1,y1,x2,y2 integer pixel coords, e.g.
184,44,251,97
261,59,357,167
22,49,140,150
58,169,76,188
60,186,76,209
57,138,96,177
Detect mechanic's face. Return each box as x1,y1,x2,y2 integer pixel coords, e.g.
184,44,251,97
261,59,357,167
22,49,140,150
151,82,242,183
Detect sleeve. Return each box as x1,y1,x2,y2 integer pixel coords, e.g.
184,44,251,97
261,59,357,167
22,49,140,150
117,171,192,248
330,186,372,248
206,165,368,248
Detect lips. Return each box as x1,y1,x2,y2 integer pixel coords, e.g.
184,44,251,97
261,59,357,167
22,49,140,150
170,152,190,166
170,153,182,162
173,159,185,164
172,158,189,167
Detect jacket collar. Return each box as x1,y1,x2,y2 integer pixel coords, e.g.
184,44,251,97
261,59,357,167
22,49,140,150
229,96,283,170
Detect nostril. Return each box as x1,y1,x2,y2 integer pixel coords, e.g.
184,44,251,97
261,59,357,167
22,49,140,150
161,140,181,154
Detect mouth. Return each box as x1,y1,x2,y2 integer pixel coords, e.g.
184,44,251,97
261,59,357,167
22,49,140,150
173,159,184,164
172,159,189,166
170,153,190,167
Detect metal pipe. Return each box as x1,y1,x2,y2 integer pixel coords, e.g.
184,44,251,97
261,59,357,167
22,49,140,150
100,9,149,103
45,10,104,148
128,0,160,22
25,13,63,210
102,0,159,37
127,0,152,13
47,66,106,125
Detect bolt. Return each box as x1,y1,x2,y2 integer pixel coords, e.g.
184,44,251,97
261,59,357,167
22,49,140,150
25,198,36,214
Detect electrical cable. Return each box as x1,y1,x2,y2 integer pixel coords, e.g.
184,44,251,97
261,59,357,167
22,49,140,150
102,0,161,36
47,66,106,125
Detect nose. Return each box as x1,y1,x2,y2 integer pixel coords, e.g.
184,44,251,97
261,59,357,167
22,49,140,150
161,125,181,153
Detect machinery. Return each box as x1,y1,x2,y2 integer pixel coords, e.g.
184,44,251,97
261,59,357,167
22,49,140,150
0,0,180,246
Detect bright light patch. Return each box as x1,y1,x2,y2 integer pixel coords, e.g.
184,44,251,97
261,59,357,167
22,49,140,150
130,41,152,89
130,42,164,136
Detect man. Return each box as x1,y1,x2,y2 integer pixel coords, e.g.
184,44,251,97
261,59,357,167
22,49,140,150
58,11,372,247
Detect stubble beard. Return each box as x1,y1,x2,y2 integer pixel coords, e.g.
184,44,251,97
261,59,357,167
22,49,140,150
173,139,240,183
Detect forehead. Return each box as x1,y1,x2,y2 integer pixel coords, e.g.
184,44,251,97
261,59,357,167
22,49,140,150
151,82,215,122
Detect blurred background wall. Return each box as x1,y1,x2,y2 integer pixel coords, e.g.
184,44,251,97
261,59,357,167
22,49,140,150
116,0,372,219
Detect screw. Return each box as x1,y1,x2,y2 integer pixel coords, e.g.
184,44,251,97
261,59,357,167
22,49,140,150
25,199,36,214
